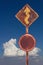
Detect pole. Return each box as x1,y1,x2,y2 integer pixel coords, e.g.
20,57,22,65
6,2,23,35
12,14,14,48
26,52,28,65
26,26,29,65
26,26,28,34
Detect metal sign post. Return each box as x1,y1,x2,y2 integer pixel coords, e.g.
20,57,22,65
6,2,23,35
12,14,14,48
26,27,28,65
26,51,28,65
15,4,39,65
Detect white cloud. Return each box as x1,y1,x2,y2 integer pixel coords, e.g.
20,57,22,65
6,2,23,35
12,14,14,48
29,47,41,56
3,38,41,57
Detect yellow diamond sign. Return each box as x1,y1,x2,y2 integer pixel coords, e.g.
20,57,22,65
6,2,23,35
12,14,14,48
16,4,39,27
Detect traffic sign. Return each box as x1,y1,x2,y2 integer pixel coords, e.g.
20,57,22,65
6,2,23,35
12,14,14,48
16,4,39,27
19,34,36,51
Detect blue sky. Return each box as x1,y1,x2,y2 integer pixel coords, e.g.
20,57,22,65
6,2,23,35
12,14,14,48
0,0,43,56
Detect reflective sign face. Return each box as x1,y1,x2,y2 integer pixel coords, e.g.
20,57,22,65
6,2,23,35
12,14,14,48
16,4,39,27
19,34,36,51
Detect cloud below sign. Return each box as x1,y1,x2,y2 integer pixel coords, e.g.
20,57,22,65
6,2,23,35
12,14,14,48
3,38,41,57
